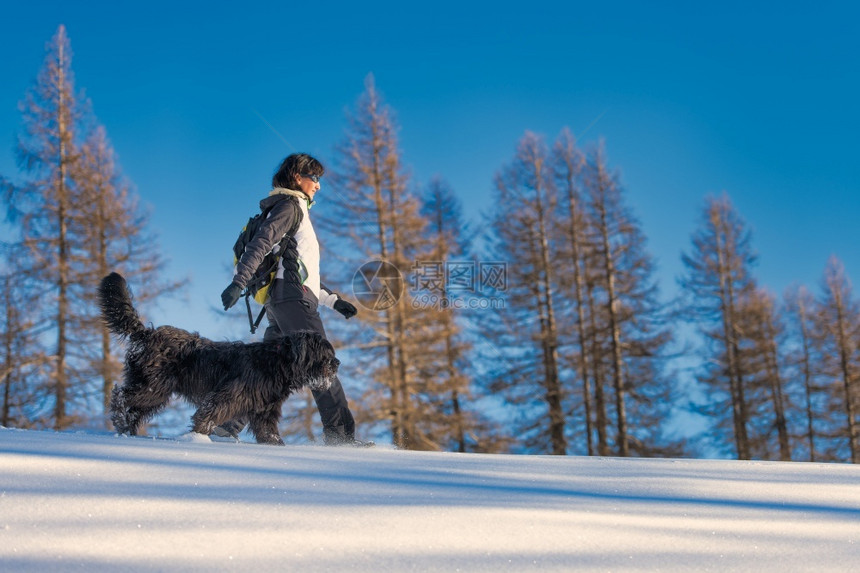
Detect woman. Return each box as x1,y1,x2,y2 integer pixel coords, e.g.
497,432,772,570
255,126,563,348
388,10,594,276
220,153,369,446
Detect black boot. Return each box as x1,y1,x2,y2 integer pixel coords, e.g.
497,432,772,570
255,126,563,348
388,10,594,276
323,427,374,448
212,418,246,441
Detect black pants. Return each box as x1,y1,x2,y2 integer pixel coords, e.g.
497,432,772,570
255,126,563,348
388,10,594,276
263,288,355,442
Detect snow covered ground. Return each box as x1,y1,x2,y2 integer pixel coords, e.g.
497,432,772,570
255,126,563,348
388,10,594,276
1,427,858,572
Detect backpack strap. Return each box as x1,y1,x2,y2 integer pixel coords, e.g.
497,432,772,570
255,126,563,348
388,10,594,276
240,254,281,298
245,293,268,335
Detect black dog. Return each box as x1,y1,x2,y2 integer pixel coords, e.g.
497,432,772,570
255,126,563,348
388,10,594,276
99,272,339,445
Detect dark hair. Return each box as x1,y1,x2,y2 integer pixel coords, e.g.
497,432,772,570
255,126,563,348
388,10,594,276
271,153,325,189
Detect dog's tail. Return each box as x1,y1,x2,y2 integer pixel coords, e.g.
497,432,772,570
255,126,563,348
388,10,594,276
99,272,147,342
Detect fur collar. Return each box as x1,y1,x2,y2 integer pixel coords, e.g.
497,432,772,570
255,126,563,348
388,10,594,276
270,187,314,208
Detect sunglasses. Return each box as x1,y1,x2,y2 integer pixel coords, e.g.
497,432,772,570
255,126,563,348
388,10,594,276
301,173,321,183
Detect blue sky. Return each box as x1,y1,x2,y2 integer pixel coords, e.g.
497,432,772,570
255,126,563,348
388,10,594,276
1,0,858,340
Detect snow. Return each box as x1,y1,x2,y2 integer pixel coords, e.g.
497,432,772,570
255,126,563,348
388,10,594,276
1,427,858,572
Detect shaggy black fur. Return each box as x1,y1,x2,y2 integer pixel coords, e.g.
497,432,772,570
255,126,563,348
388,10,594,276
99,272,339,445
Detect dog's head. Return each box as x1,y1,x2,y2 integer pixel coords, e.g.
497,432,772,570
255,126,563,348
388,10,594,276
284,331,340,391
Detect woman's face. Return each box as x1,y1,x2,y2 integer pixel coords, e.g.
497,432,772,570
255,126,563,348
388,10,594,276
296,173,321,201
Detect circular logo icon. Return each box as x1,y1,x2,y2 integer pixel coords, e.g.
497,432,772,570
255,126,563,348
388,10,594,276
352,260,404,311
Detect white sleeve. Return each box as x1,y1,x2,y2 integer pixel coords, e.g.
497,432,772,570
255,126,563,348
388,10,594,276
318,286,339,309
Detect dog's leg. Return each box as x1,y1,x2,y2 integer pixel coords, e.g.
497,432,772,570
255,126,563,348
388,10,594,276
190,386,246,437
111,390,165,436
110,385,137,435
190,392,221,436
117,381,172,433
248,404,286,446
111,386,169,436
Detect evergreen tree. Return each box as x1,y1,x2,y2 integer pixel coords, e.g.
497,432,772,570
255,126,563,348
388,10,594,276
2,26,85,429
1,26,183,430
483,132,567,454
320,75,442,449
482,132,678,456
73,125,184,424
0,249,50,427
813,257,860,462
413,176,505,452
783,285,821,461
550,128,595,455
578,142,679,457
739,288,791,460
680,194,757,459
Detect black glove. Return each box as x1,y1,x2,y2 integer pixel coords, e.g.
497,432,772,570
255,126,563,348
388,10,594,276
221,283,243,310
334,298,357,319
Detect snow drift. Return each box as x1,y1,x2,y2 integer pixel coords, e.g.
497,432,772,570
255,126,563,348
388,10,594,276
1,427,858,572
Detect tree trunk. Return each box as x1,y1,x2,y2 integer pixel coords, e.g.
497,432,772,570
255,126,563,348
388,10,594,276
532,160,566,455
54,37,70,430
795,295,817,461
593,166,628,457
714,212,750,460
831,285,859,463
762,300,790,461
586,280,609,456
560,162,594,455
2,283,12,426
